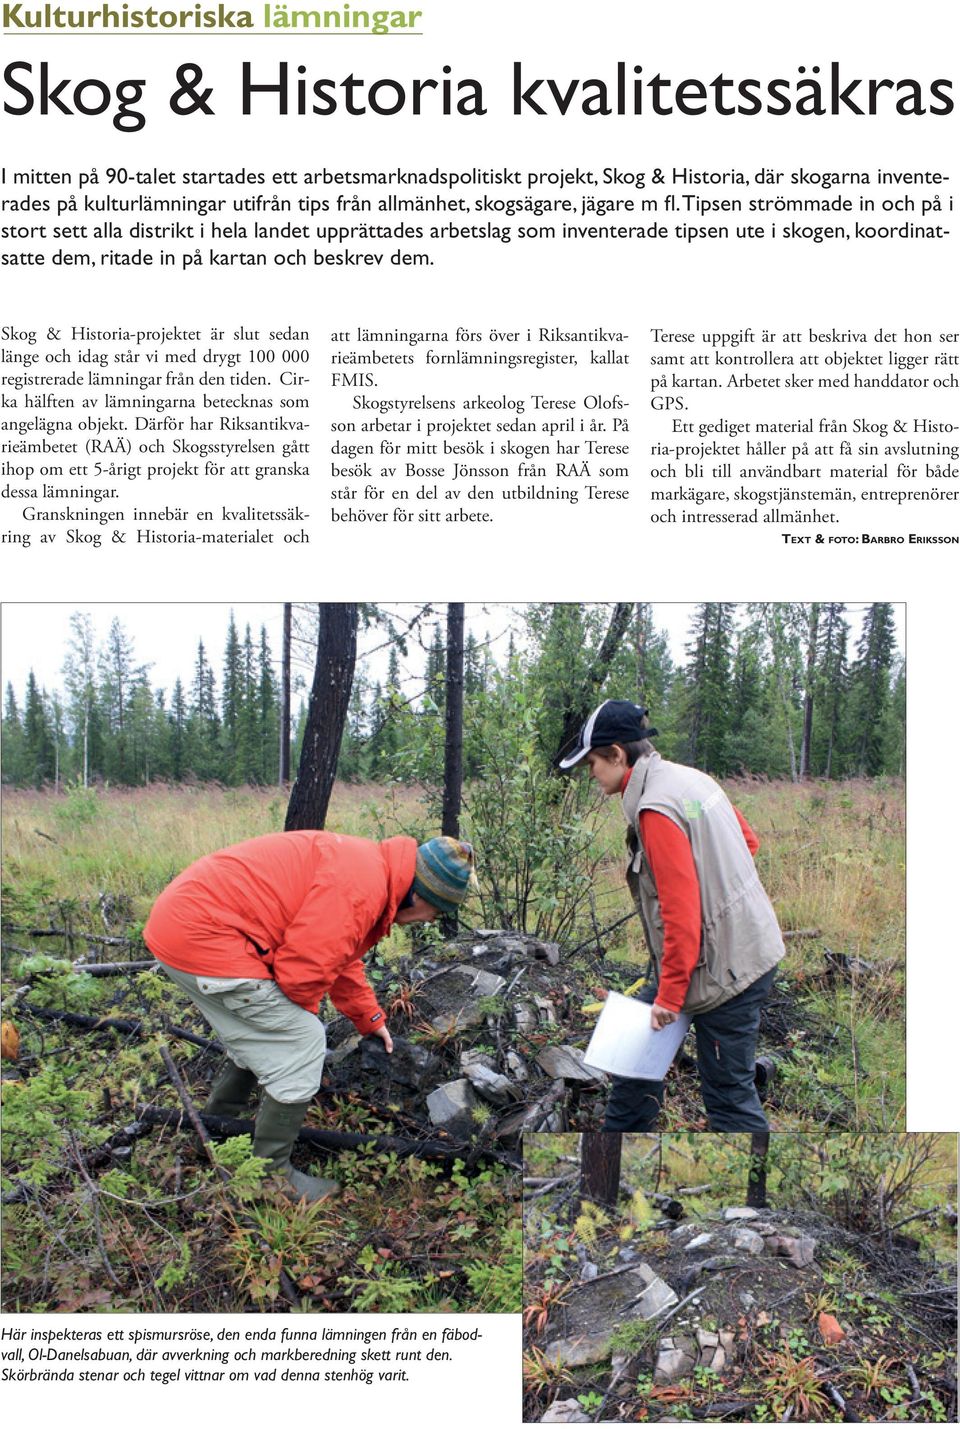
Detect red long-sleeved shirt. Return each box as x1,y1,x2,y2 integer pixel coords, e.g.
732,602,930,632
621,770,760,1013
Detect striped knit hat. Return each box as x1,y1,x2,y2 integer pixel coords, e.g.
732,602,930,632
413,837,477,917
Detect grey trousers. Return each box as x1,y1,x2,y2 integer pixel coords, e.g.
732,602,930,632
157,962,327,1104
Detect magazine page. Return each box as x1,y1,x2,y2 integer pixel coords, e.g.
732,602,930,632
1,1,957,1425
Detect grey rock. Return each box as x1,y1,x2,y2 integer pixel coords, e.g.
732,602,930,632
633,1272,678,1319
684,1233,715,1253
768,1234,817,1268
536,1046,604,1083
324,1033,362,1066
669,1223,704,1245
505,1051,529,1082
425,1078,480,1138
616,1245,640,1265
514,1001,538,1032
360,1035,439,1088
543,1262,678,1370
542,1332,612,1368
696,1330,719,1350
654,1335,697,1385
463,1064,515,1106
724,1206,760,1222
461,1049,496,1071
420,966,506,1035
749,1221,777,1236
540,1400,590,1424
787,1235,817,1268
579,1261,599,1282
535,996,558,1025
732,1228,765,1256
534,940,562,966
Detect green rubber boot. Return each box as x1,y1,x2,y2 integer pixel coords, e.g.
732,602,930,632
253,1094,341,1204
203,1060,259,1119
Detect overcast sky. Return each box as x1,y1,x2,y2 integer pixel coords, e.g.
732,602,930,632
0,602,903,704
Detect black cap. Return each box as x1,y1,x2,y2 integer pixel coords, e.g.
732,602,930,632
558,700,657,769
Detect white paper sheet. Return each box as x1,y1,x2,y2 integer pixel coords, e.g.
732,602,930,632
584,991,692,1080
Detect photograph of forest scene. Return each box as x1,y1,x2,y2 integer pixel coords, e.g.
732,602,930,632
522,1132,956,1424
1,602,905,1313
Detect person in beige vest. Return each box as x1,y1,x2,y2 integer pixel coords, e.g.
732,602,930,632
559,700,785,1131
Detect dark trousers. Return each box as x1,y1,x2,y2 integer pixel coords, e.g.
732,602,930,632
603,968,776,1133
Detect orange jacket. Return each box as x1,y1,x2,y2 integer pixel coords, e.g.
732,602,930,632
144,831,416,1032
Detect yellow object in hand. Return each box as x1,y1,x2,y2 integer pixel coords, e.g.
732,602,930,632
582,976,647,1018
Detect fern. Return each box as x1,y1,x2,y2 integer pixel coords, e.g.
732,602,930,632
573,1200,609,1254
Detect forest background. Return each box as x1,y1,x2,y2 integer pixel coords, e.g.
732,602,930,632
1,602,904,794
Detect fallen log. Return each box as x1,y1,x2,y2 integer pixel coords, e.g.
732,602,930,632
9,927,140,948
137,1104,521,1171
72,960,159,976
21,1003,222,1053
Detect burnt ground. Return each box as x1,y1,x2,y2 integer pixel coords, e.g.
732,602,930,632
318,928,866,1140
3,925,877,1162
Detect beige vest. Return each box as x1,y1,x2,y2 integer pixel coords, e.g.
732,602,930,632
622,753,785,1015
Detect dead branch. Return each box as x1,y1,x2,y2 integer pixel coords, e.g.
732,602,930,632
522,1077,567,1132
68,1132,122,1287
137,1105,522,1171
21,1002,222,1053
566,909,639,959
157,1044,300,1308
885,1205,951,1234
522,1172,578,1200
525,1171,577,1194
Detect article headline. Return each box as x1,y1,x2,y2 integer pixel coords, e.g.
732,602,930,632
2,60,956,131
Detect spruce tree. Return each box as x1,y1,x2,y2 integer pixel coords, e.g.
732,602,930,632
850,603,898,776
169,679,187,780
221,611,242,776
681,603,735,773
424,621,446,705
98,618,140,784
234,624,260,784
257,626,280,784
1,683,29,784
814,603,849,777
23,671,56,787
187,640,220,780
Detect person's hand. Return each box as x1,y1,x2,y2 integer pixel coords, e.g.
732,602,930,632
650,1003,678,1031
371,1024,394,1054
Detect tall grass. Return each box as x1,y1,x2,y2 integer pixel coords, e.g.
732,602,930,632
2,777,904,960
0,781,413,925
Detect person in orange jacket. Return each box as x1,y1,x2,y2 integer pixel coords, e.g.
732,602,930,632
144,830,476,1202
